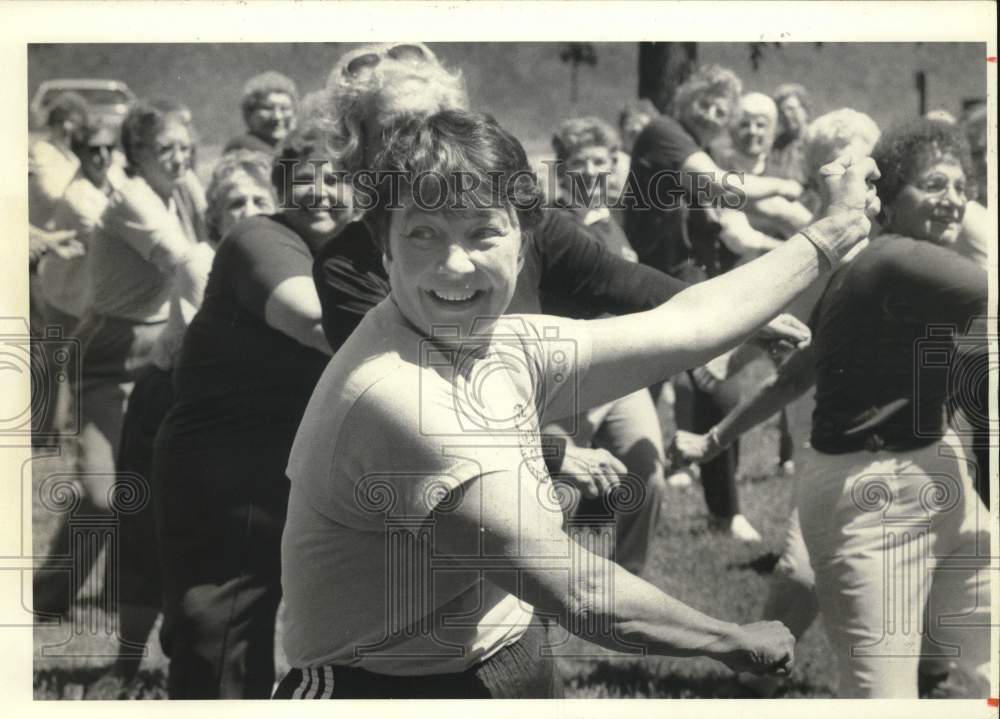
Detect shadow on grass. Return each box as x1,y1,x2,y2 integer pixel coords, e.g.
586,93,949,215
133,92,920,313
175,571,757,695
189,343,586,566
564,660,755,698
565,659,836,699
727,551,780,575
34,667,168,700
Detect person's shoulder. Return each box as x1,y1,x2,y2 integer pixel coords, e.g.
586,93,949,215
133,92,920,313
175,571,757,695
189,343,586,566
29,138,68,164
321,344,428,447
535,205,588,246
189,240,217,268
111,173,155,203
315,220,377,262
632,115,696,164
62,172,102,204
221,214,302,254
644,114,687,141
865,233,935,262
102,174,162,222
853,233,971,281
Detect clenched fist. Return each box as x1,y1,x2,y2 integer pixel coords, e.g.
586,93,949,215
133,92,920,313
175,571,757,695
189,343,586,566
704,620,795,676
555,445,626,500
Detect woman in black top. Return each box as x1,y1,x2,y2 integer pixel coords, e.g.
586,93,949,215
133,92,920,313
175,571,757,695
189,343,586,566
670,119,989,698
152,126,358,698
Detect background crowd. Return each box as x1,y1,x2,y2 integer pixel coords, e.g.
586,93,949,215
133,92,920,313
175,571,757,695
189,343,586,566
27,41,991,700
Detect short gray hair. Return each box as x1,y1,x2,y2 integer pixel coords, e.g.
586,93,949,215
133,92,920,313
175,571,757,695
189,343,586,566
802,108,880,181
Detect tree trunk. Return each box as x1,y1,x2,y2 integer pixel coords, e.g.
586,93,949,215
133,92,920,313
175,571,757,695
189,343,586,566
638,42,698,115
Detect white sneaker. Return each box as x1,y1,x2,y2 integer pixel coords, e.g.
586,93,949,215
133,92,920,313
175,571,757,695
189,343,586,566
666,464,698,488
779,460,796,476
728,514,762,543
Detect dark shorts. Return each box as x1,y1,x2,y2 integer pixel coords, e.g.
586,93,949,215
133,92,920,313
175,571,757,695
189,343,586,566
273,615,562,699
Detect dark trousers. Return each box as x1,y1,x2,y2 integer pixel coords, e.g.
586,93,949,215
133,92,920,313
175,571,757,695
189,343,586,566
33,313,161,617
154,431,292,699
117,366,174,608
673,369,741,519
273,615,561,699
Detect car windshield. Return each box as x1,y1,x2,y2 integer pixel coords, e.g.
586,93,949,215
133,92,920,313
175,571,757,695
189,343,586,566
45,88,131,106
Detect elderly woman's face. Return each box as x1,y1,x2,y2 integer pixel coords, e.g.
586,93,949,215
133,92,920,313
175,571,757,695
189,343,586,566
778,96,808,137
214,171,277,240
385,206,523,344
248,92,296,145
888,155,968,246
136,120,193,197
682,93,733,145
561,145,616,201
733,112,776,157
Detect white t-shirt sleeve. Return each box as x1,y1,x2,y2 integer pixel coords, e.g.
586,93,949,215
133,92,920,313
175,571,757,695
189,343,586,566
104,178,192,263
327,371,536,534
507,314,593,426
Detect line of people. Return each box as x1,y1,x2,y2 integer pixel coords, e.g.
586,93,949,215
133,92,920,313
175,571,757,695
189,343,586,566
27,43,991,700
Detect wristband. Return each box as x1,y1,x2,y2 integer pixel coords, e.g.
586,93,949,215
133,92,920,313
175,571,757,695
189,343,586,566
798,225,841,270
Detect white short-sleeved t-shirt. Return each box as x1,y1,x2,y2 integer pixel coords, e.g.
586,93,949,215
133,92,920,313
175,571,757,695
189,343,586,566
283,298,592,675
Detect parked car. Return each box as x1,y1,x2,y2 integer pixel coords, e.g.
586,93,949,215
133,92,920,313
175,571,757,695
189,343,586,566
30,79,137,130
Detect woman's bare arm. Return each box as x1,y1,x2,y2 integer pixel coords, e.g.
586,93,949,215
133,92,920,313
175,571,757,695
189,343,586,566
430,467,794,675
572,157,878,413
264,276,334,355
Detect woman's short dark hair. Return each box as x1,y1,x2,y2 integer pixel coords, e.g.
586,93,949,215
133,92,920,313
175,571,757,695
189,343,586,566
673,65,742,119
773,83,812,117
367,109,544,255
552,116,620,164
873,118,974,209
240,71,299,125
120,99,194,168
46,91,90,129
206,150,275,242
270,123,346,194
69,119,118,158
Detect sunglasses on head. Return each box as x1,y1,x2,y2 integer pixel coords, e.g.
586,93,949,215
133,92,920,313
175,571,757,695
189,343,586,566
343,44,431,79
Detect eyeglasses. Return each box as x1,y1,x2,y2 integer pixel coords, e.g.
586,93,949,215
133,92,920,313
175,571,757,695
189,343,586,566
342,44,432,79
86,144,116,155
907,174,970,200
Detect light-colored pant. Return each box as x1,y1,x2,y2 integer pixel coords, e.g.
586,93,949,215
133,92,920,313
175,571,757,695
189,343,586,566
761,507,819,640
797,432,991,698
547,389,667,576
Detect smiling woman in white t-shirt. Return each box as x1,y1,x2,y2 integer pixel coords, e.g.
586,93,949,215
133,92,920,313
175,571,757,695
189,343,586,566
277,108,881,699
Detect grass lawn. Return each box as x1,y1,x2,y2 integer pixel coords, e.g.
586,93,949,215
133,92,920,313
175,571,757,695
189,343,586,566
31,372,840,699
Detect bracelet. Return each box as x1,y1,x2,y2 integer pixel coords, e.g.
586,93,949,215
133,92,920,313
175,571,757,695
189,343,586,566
799,225,841,270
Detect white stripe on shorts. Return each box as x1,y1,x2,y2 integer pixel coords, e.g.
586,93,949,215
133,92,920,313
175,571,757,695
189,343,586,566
321,666,335,698
291,666,336,699
292,668,313,699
